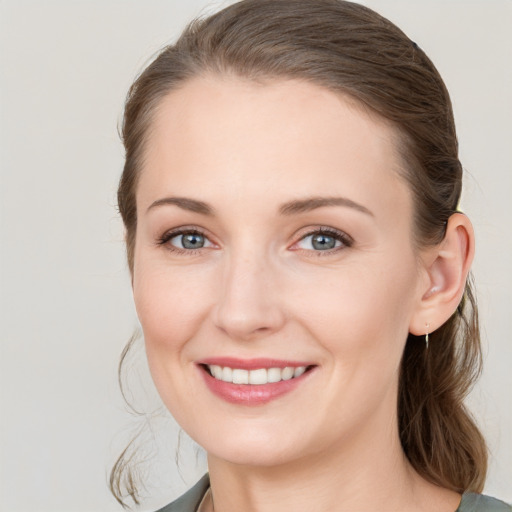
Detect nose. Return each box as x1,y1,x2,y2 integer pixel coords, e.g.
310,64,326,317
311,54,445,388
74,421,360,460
212,249,286,341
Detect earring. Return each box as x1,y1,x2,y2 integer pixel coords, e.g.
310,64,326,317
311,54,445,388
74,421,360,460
425,323,430,349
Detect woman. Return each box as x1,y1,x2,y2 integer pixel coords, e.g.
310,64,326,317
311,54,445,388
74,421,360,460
111,1,510,510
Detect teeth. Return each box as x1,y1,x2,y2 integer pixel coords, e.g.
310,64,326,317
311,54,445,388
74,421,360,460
221,366,232,382
294,366,306,378
232,369,249,384
281,367,294,380
267,367,281,383
249,368,267,385
211,365,223,379
207,365,308,385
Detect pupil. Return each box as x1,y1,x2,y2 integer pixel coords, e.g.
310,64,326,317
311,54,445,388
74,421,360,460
182,233,204,249
312,234,335,250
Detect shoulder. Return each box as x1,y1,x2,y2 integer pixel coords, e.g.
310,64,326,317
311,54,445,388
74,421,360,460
154,474,210,512
457,493,511,512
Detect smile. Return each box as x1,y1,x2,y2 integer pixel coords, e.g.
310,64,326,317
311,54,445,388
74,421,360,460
198,359,316,405
206,365,307,384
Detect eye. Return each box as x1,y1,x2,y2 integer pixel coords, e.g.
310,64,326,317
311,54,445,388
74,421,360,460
293,228,352,253
171,232,208,250
300,232,339,251
158,229,215,252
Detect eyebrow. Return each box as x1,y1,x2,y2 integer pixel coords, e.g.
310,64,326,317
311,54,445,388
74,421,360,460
279,196,374,216
146,195,373,217
147,197,215,215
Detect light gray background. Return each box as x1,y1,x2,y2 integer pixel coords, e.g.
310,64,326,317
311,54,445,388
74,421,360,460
1,1,510,511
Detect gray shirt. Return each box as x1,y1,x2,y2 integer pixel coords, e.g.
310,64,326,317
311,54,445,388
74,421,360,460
155,475,511,512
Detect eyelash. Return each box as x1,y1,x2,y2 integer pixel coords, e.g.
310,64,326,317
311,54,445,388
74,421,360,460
156,226,353,256
292,227,353,257
156,227,211,256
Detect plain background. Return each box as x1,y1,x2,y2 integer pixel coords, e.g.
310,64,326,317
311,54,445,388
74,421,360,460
1,1,510,510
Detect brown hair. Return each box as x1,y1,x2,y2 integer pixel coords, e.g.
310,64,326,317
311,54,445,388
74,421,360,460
113,0,486,506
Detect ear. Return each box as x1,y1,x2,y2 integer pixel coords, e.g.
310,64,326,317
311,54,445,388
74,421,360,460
409,213,475,336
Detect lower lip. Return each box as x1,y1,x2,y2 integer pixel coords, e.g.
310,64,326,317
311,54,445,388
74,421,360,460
199,366,313,405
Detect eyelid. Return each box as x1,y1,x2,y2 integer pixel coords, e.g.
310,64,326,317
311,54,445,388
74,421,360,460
156,225,352,256
289,226,353,254
156,225,217,253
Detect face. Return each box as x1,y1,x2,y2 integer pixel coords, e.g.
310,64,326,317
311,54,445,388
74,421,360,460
132,77,427,467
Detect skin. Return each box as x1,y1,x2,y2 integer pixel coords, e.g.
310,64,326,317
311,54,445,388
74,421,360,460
132,76,472,512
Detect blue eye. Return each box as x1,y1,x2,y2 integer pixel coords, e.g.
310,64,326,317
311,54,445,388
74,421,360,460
159,229,214,251
310,233,338,250
295,229,351,252
172,232,206,249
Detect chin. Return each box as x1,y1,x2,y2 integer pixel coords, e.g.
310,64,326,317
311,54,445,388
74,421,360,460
208,443,301,468
198,423,319,468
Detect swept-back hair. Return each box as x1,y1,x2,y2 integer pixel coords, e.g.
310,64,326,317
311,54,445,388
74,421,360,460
113,0,486,506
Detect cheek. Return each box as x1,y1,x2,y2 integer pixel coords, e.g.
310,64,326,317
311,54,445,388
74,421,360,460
132,256,215,360
291,257,418,362
288,261,418,432
131,258,217,419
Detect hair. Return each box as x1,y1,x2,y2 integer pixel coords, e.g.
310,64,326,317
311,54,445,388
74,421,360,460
113,0,487,506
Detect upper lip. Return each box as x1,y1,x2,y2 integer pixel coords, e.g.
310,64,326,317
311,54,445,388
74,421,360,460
197,357,315,370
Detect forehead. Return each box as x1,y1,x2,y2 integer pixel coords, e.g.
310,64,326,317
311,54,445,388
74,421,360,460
138,76,410,220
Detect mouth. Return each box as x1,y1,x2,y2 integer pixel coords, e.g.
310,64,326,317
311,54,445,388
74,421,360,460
202,364,312,384
197,358,316,405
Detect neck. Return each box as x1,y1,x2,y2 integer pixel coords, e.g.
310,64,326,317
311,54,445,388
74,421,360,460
204,412,460,512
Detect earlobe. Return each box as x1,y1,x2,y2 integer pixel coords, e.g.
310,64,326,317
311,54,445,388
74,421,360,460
409,213,475,336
